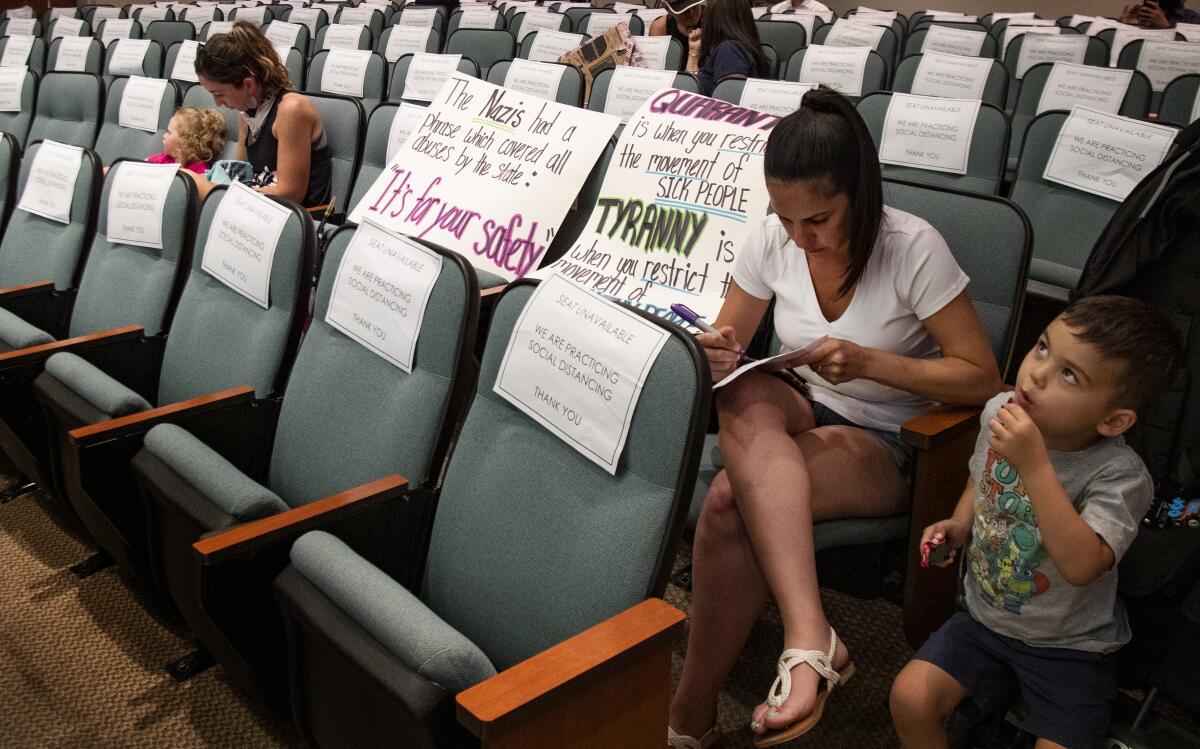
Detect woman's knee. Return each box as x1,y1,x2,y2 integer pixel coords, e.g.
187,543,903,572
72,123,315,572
695,471,741,542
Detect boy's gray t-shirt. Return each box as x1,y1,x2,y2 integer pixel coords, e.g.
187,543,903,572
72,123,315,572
964,393,1153,654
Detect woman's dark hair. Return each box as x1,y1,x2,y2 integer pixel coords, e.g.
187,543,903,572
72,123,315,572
195,21,291,97
764,87,883,298
699,0,771,78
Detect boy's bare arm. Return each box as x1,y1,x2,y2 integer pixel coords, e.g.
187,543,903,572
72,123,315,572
989,404,1115,586
920,477,977,567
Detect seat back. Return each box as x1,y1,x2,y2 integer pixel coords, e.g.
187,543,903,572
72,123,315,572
182,84,239,160
447,7,504,34
563,5,601,30
281,7,330,44
756,19,807,69
882,178,1030,372
576,12,644,36
891,53,1008,109
444,28,513,76
486,60,584,107
0,17,42,37
47,35,103,75
69,159,197,337
268,225,480,503
28,71,103,148
813,21,898,75
393,6,448,39
1117,38,1194,112
47,16,92,40
145,19,195,50
95,18,143,47
1160,74,1200,126
335,6,384,43
265,19,312,58
0,139,102,289
94,76,178,163
903,23,996,59
304,92,365,210
784,47,888,99
858,92,1009,195
102,38,165,81
347,102,399,210
517,30,586,61
279,46,305,89
376,24,440,63
157,185,314,404
315,23,372,52
387,53,479,101
586,68,699,113
306,49,386,112
0,67,35,147
0,132,18,235
423,281,709,670
0,34,47,76
510,11,571,43
131,6,175,25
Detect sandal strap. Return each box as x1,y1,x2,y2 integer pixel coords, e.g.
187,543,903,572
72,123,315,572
667,726,716,749
765,629,843,709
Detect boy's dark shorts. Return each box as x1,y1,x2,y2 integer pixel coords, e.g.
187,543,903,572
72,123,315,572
913,611,1117,749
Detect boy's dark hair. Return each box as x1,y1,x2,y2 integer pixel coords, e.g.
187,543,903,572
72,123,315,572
1061,295,1181,411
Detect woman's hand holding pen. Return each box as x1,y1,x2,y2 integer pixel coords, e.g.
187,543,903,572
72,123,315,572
698,326,744,382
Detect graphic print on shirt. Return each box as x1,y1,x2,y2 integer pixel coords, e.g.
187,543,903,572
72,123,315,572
967,447,1051,613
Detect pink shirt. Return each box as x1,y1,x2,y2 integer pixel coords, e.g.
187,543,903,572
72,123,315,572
146,152,209,174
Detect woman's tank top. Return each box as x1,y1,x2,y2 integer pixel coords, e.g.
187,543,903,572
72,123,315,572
666,16,691,71
244,91,333,208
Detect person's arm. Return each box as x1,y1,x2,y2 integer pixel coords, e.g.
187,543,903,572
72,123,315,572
686,28,701,73
695,281,770,382
708,40,755,83
988,403,1115,586
1137,0,1171,28
235,114,247,163
648,15,667,35
258,94,317,204
807,291,1002,406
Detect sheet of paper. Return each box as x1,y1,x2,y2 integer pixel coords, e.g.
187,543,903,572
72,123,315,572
105,161,178,249
714,336,828,389
920,24,986,57
264,20,303,48
5,7,32,19
602,66,675,122
385,102,427,163
17,140,84,224
1000,25,1058,61
384,25,432,61
823,19,886,49
798,45,871,97
51,16,85,39
171,39,201,82
878,93,981,175
0,66,25,112
910,50,992,100
632,35,670,69
1037,62,1133,115
738,78,815,118
503,58,566,102
397,6,438,28
402,52,462,102
109,38,151,76
518,10,566,41
1177,22,1200,42
287,7,320,35
493,272,670,474
584,13,631,37
53,35,92,72
1110,27,1177,67
1042,107,1176,202
136,7,170,25
205,20,234,38
528,29,583,63
200,181,291,309
323,23,364,50
100,18,135,47
5,18,35,35
1136,40,1200,93
337,7,378,26
321,48,371,98
1015,33,1088,79
0,35,35,69
118,76,170,133
457,9,499,29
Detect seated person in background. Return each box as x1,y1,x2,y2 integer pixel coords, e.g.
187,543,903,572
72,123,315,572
668,89,1001,749
691,0,771,95
649,0,704,72
1120,0,1200,27
191,22,332,208
767,0,831,15
891,296,1180,749
148,106,226,174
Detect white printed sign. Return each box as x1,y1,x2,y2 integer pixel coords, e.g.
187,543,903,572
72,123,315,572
636,7,667,22
322,23,363,50
184,7,216,30
398,7,438,27
1110,28,1176,67
1000,25,1058,60
928,13,976,22
879,93,981,175
215,3,238,18
911,51,992,100
205,20,234,37
350,73,620,281
632,35,670,70
91,7,122,24
273,43,293,67
1178,23,1200,42
1037,63,1133,115
384,25,432,61
54,35,92,72
105,161,178,249
0,66,24,111
265,20,304,48
18,140,84,224
603,66,675,122
100,18,135,47
537,88,775,323
528,29,583,63
118,76,169,133
5,18,35,35
325,220,442,372
0,35,34,69
171,39,201,82
321,49,371,98
385,102,427,163
1043,107,1176,201
989,12,1035,22
585,13,631,36
799,45,871,97
136,7,170,25
402,52,461,102
1067,14,1096,28
287,8,321,35
739,78,815,118
823,19,886,49
201,181,291,308
52,16,85,39
457,9,499,29
337,7,378,26
109,38,151,76
50,8,77,19
518,11,566,41
493,273,669,475
5,7,32,19
921,24,986,57
1137,41,1200,93
1015,34,1087,79
769,12,817,41
504,59,566,102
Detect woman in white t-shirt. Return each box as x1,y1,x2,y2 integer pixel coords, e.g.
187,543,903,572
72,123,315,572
667,89,1002,749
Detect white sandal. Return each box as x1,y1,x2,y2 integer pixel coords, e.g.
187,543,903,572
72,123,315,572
668,725,719,748
751,628,856,747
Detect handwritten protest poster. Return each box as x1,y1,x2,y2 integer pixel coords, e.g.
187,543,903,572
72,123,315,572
1042,107,1176,202
537,88,775,323
349,73,620,281
494,272,669,474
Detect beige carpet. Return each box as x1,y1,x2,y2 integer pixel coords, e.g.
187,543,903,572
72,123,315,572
0,474,910,748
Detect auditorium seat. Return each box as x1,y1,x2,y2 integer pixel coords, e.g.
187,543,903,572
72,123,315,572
387,53,479,102
131,6,174,26
94,76,178,163
306,49,386,113
858,92,1010,195
264,19,313,59
392,6,449,40
444,28,513,76
446,7,505,34
0,132,17,235
784,47,889,100
891,53,1008,109
517,30,586,60
1003,33,1108,111
47,35,104,75
1159,74,1200,126
271,279,707,747
101,39,165,82
587,68,700,115
315,23,372,53
756,18,808,73
0,34,47,76
182,85,238,160
903,23,997,59
281,6,331,43
27,72,104,149
486,60,585,107
304,92,365,215
129,221,481,706
34,184,314,591
144,19,195,51
335,6,385,44
94,18,143,48
575,11,644,36
0,17,41,37
376,25,441,64
46,16,92,41
1116,39,1195,114
346,102,401,210
509,10,571,43
0,68,35,146
564,5,606,31
813,20,900,77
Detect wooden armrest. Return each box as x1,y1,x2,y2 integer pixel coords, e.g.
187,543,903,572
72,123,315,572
900,405,980,451
306,203,331,215
193,474,409,565
480,284,507,299
457,598,685,743
67,385,255,447
0,280,55,301
0,324,144,367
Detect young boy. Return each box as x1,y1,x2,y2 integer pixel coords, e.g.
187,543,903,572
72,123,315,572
890,295,1181,749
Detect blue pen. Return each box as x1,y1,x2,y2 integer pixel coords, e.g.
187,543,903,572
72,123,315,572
670,303,721,335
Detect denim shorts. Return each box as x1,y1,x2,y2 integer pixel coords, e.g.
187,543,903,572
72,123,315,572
810,400,913,475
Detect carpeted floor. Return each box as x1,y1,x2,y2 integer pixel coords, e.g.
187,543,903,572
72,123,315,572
0,471,911,748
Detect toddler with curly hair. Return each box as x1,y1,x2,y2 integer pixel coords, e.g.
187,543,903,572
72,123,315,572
147,107,227,174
